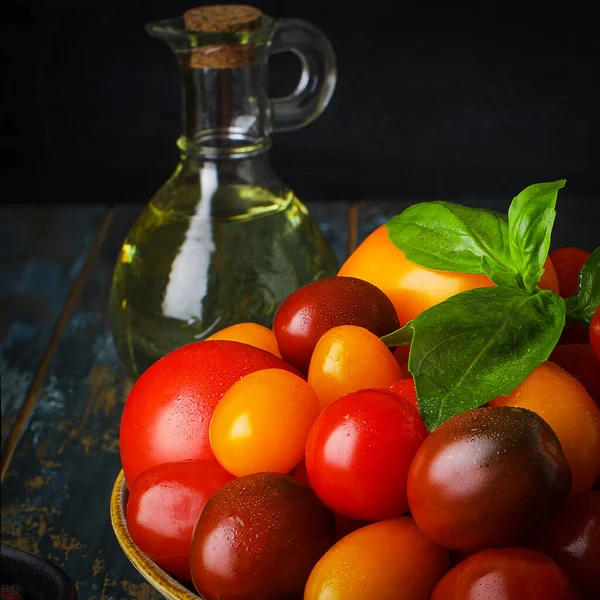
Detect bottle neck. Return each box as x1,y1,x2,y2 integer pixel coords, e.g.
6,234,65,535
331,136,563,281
177,46,272,157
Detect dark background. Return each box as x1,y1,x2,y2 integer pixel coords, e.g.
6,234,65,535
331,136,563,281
2,1,600,206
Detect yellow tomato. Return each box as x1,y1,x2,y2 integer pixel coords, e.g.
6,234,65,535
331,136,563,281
307,325,403,410
206,322,281,357
304,517,450,600
209,369,320,477
339,225,560,325
491,361,600,492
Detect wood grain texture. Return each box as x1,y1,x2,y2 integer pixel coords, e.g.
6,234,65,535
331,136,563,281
0,201,347,598
1,208,106,449
304,201,349,266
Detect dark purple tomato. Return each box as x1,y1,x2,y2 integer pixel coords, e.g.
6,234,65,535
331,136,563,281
534,490,600,599
273,276,399,373
190,472,335,600
126,460,234,581
407,406,572,552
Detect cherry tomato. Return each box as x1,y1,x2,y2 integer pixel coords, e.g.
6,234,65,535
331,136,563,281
206,322,281,356
389,377,418,409
549,246,591,298
591,306,600,361
393,344,411,377
534,490,600,599
292,459,311,486
407,406,571,552
305,388,428,521
431,548,577,600
273,276,399,373
550,343,600,407
190,472,335,600
126,460,234,581
559,322,591,345
119,340,299,485
338,225,559,325
308,325,403,410
491,361,600,492
209,369,320,477
305,517,450,600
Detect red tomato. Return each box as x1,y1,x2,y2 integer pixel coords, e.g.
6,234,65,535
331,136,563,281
126,460,234,581
293,463,370,540
389,377,418,409
549,246,591,298
431,548,577,600
591,307,600,361
305,389,428,521
119,340,299,485
534,490,600,599
559,322,591,345
392,344,411,375
273,276,399,373
550,343,600,407
292,460,311,486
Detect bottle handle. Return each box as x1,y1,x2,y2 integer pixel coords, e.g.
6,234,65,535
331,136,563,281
269,18,337,132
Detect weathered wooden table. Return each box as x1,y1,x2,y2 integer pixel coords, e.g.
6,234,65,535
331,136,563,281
1,198,598,599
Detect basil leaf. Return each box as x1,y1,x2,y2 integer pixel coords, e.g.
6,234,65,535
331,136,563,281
408,287,565,431
507,180,565,292
576,247,600,323
380,322,413,347
386,202,512,275
481,255,522,289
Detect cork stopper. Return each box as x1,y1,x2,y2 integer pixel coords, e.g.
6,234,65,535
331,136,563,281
183,5,263,69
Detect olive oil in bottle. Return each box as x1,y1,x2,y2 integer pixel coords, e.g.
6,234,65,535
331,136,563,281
109,4,339,379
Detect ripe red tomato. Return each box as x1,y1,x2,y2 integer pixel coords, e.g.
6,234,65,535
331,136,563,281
431,548,577,600
591,307,600,361
126,460,234,581
534,490,600,599
549,343,600,407
273,276,399,373
190,472,335,600
393,344,411,377
558,322,591,346
549,246,591,298
305,389,428,521
407,406,572,552
389,377,418,409
119,340,299,485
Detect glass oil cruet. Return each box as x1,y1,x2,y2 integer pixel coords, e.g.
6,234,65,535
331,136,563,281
109,5,339,380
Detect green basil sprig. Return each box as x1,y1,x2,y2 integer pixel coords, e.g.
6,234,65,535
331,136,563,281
382,288,565,431
565,247,600,324
507,180,565,292
380,179,589,431
386,180,565,293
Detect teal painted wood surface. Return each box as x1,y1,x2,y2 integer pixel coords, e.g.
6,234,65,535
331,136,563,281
0,207,106,447
0,202,347,599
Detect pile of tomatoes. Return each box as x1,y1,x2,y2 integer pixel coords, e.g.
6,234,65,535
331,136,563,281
119,236,600,600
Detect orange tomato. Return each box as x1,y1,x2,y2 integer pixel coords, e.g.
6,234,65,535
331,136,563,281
304,517,450,600
206,322,281,357
338,225,560,325
209,369,320,477
491,362,600,492
307,325,403,410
